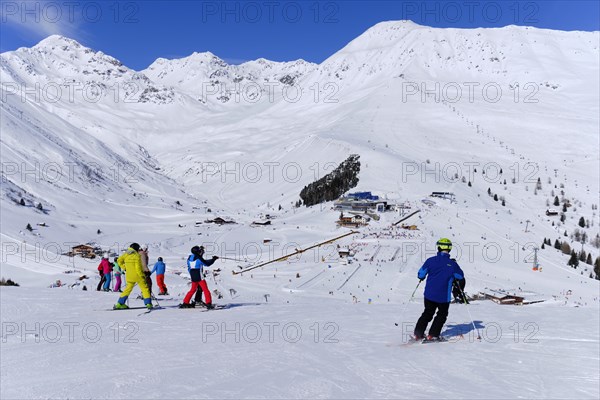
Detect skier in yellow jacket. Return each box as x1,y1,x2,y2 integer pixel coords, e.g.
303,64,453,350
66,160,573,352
114,243,153,309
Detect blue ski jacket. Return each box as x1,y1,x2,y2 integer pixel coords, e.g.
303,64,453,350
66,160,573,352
151,261,166,275
187,254,216,282
418,252,464,303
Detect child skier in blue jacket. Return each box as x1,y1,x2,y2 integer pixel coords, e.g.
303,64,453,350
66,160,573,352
179,246,218,308
151,257,168,295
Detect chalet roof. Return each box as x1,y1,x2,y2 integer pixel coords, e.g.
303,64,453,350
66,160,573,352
72,244,94,250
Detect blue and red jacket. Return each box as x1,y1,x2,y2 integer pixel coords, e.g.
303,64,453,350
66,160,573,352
418,252,464,303
187,254,216,282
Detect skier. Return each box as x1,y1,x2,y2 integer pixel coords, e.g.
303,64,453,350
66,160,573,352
139,244,152,295
151,257,168,295
96,254,110,291
414,238,464,342
193,246,218,305
179,246,218,309
113,257,123,292
114,243,153,309
102,253,113,291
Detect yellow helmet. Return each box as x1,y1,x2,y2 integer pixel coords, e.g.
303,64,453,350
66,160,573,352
436,238,452,251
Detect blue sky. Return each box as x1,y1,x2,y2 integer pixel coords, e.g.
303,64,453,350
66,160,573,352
1,1,598,70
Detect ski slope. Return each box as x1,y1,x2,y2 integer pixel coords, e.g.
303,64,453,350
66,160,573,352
1,286,598,399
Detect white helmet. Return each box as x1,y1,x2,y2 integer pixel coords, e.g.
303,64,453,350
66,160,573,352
103,252,109,259
142,244,148,250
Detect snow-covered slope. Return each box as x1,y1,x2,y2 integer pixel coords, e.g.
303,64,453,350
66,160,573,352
1,21,599,399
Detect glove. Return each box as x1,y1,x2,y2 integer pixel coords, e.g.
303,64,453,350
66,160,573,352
144,271,151,277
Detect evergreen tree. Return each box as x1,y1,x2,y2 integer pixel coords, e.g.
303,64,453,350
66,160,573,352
578,216,585,228
487,188,491,195
554,239,561,249
299,155,360,207
493,194,498,201
594,257,600,280
568,252,579,268
97,229,102,235
579,250,587,263
553,196,560,206
562,203,567,212
468,181,472,187
36,202,43,211
502,199,506,206
541,242,545,249
26,223,33,231
19,198,25,206
560,213,566,223
586,253,592,265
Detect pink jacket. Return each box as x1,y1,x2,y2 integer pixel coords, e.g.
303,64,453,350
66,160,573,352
99,258,112,274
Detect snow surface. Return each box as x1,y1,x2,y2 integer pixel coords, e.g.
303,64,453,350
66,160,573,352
1,21,599,399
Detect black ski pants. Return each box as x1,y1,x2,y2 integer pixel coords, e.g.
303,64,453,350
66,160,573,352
96,272,106,291
415,298,450,338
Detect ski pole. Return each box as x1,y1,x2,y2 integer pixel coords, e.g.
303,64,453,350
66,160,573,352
220,256,247,262
457,283,481,340
394,280,422,327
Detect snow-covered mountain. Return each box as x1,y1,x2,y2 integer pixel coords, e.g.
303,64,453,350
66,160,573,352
143,51,317,105
1,21,599,399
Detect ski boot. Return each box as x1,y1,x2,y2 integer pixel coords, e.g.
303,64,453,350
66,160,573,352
146,303,153,309
178,303,195,309
423,335,447,343
113,303,129,310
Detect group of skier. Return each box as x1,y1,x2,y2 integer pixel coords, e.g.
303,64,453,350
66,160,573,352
90,243,164,309
96,255,124,292
97,244,169,296
110,243,217,310
105,237,466,341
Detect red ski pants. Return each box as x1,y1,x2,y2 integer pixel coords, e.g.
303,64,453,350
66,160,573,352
156,274,167,294
183,280,211,304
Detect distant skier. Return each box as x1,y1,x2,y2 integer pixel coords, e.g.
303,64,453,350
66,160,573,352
179,246,218,309
151,257,168,295
114,243,153,309
102,253,113,292
96,254,110,291
414,238,464,342
113,257,123,292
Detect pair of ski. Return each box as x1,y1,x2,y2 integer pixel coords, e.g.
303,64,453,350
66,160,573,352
178,303,229,311
106,305,164,316
404,336,451,346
